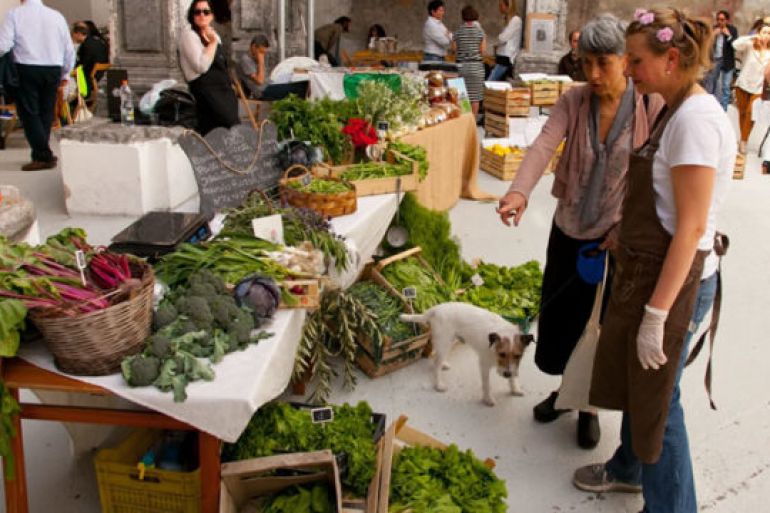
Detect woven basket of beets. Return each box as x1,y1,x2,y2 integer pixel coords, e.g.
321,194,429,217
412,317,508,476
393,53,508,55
279,164,357,218
30,261,155,376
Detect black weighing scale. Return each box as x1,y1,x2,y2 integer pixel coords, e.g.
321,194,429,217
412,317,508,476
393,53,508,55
109,211,212,262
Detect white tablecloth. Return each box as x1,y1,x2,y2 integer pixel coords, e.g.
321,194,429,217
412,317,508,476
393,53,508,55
308,69,347,100
17,193,399,443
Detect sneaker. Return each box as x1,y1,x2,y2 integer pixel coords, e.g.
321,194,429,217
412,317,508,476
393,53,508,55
21,160,57,171
533,391,570,423
573,463,642,493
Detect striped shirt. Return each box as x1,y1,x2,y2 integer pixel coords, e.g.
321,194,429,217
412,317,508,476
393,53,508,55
454,22,484,62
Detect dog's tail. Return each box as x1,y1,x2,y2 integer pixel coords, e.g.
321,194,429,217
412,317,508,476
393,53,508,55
399,313,429,324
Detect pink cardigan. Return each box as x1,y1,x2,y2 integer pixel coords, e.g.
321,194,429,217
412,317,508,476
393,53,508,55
507,85,665,203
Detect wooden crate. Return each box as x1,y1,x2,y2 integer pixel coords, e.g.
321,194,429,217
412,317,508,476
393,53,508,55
279,279,320,309
559,81,585,96
484,111,510,137
479,146,523,181
483,87,531,117
323,150,419,197
530,81,560,106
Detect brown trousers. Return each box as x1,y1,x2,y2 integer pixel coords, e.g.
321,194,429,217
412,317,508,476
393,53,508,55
735,87,759,142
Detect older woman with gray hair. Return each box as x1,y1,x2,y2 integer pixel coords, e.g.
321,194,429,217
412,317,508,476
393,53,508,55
497,14,664,448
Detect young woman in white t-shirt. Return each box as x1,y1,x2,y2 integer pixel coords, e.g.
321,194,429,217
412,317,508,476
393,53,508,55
572,8,734,513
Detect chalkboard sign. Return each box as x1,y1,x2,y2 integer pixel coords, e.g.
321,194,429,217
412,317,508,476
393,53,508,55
178,123,281,215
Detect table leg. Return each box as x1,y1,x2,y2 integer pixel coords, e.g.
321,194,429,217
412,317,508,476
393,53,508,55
4,388,29,513
198,431,220,513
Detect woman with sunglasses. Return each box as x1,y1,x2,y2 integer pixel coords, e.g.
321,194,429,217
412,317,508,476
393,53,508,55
179,0,239,135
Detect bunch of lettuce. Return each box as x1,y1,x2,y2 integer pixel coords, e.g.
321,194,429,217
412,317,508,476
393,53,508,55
460,260,543,321
389,444,507,513
223,401,378,497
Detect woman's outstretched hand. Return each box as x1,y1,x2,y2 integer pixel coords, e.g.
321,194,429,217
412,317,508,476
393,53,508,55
497,191,527,226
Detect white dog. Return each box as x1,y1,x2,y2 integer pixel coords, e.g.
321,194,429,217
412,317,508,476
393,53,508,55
401,302,534,406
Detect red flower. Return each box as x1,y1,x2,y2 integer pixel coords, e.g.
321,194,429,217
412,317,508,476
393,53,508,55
342,118,378,148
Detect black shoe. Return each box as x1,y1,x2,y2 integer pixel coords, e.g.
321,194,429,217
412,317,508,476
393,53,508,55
577,411,601,449
533,391,570,423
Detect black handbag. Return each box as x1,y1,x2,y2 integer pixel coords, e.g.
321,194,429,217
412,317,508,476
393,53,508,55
153,88,197,128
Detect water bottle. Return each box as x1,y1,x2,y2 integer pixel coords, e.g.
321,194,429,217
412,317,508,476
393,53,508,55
119,80,135,127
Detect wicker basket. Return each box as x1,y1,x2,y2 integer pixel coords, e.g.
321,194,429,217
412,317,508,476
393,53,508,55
279,165,357,218
30,262,154,376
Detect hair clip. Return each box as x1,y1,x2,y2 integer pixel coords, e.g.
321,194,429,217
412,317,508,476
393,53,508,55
656,27,674,43
634,8,655,25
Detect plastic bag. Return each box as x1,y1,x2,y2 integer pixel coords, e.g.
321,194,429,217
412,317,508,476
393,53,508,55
139,78,177,114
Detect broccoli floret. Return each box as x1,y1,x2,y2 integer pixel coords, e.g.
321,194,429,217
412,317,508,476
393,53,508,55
191,269,227,295
152,303,178,331
175,318,200,336
209,295,241,328
122,355,161,387
187,281,217,298
176,296,213,330
227,310,255,348
148,333,174,358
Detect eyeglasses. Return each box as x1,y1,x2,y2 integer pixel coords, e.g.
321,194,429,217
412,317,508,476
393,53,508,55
193,9,212,16
716,17,726,21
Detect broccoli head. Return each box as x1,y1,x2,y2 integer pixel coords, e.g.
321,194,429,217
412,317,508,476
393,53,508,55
209,295,241,328
176,296,213,330
190,269,227,295
152,303,178,331
227,310,256,348
121,355,161,387
148,333,174,358
187,281,217,298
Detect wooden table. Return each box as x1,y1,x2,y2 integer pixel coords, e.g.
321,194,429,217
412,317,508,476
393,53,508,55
1,358,221,513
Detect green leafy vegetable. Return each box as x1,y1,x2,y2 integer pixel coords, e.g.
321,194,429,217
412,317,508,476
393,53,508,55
459,260,543,321
387,142,429,181
223,401,378,498
380,258,454,314
264,484,334,513
389,444,507,513
0,299,26,357
348,281,414,353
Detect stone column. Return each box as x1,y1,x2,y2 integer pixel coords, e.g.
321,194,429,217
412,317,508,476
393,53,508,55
516,0,568,75
109,0,187,93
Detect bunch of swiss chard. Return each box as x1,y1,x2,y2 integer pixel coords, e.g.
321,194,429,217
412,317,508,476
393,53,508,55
223,401,379,498
459,260,543,322
389,444,507,513
220,193,348,272
0,229,142,357
121,270,272,402
380,258,454,314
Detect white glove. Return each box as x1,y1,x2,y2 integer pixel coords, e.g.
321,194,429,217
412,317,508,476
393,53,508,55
637,304,669,370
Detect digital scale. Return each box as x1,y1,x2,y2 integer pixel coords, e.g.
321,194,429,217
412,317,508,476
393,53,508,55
109,211,212,262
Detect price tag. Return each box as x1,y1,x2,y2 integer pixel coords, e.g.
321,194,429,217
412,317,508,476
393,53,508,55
251,214,285,245
377,121,389,133
470,273,484,287
300,174,313,187
75,250,87,286
310,407,334,424
402,286,417,299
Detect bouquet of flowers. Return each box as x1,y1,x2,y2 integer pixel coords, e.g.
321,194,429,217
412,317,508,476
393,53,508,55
342,118,378,148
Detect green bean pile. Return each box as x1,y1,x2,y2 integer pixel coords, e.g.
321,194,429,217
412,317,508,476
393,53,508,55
286,179,352,194
339,161,412,182
388,142,429,180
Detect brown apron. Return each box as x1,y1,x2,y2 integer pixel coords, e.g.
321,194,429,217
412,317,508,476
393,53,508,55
589,101,708,464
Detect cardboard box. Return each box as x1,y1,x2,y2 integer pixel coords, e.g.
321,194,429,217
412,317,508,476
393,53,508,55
374,416,495,513
219,450,343,513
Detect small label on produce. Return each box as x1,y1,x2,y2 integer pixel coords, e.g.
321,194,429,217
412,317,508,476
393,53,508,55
471,274,484,287
310,407,334,424
403,286,417,299
75,250,87,270
251,214,285,245
300,174,313,187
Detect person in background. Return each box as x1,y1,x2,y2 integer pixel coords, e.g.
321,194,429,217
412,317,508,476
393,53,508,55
703,10,737,111
574,9,733,513
732,22,770,154
496,14,664,450
71,21,109,99
179,0,239,135
487,0,521,81
0,0,75,171
423,0,452,61
314,16,351,66
239,34,269,98
453,5,486,116
366,24,386,48
558,30,587,81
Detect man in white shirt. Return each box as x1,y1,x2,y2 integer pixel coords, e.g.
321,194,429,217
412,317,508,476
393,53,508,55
0,0,75,171
423,0,452,61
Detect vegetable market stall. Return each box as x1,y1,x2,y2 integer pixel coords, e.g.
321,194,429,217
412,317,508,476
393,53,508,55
2,193,401,513
400,113,497,211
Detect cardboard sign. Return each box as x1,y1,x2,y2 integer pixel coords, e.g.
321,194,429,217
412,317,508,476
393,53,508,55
251,214,284,245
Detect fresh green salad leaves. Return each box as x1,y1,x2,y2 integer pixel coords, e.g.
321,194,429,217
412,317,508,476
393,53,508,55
390,444,507,513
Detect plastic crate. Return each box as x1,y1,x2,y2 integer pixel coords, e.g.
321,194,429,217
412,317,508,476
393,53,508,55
94,429,201,513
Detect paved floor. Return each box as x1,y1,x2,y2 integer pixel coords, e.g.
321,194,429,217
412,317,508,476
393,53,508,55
1,114,769,512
